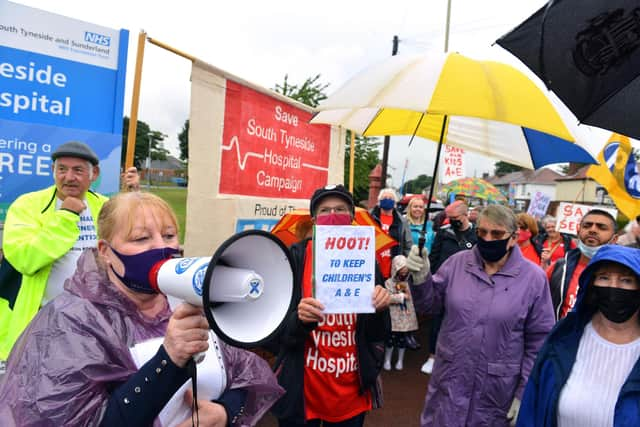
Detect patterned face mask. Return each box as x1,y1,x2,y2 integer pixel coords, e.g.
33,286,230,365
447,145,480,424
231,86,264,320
109,246,180,294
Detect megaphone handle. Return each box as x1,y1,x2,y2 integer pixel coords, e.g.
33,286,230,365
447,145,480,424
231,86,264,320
193,330,215,364
193,329,210,364
193,351,206,364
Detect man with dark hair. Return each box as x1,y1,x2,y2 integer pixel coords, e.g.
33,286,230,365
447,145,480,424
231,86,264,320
547,209,618,320
0,141,139,362
272,184,391,427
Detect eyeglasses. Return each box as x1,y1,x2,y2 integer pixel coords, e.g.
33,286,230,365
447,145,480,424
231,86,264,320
317,206,350,215
476,227,514,240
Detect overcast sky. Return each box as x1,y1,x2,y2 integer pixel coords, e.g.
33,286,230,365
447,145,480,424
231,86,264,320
14,0,634,188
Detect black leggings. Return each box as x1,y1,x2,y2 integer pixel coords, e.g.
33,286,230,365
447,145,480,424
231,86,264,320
278,412,366,427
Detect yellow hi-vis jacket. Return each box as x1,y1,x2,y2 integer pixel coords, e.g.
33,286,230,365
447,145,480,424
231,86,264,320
0,186,108,360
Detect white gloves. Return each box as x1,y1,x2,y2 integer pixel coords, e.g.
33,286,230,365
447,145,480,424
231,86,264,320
507,397,521,426
406,245,428,271
407,245,430,284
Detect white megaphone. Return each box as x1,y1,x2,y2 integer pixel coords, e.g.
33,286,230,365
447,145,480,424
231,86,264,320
149,230,295,349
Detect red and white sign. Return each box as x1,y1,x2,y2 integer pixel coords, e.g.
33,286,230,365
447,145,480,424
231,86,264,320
556,202,618,235
219,81,331,198
441,145,465,184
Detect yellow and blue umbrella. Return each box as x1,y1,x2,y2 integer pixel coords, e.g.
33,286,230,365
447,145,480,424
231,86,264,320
311,51,597,248
311,51,596,170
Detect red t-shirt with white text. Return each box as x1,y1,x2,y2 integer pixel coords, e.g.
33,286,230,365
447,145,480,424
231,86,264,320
302,242,371,422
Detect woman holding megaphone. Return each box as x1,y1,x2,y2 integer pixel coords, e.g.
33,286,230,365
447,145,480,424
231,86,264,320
0,192,283,426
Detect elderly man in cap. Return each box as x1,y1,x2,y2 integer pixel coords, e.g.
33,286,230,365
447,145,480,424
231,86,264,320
271,184,391,427
0,141,139,362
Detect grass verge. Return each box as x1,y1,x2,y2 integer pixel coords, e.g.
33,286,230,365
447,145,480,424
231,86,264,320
149,187,187,244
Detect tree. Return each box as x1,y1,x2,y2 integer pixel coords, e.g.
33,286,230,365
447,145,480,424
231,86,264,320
178,119,189,161
494,161,524,177
273,74,329,108
121,117,169,169
344,133,382,203
274,75,381,204
403,174,433,195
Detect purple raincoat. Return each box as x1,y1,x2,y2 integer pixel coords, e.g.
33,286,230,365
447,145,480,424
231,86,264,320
0,249,283,426
412,245,554,427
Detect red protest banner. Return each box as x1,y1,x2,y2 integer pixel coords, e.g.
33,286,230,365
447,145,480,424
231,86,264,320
219,81,331,198
441,145,465,184
557,202,618,235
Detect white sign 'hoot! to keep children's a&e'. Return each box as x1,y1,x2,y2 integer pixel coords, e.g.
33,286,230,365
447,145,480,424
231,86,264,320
313,225,376,314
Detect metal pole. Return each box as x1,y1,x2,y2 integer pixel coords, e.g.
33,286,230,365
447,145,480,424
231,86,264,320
125,31,146,169
419,115,448,252
444,0,452,53
380,35,399,189
147,136,151,188
431,0,453,202
349,130,355,193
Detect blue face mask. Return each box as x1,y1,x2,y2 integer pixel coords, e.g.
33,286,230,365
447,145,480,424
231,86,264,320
380,198,395,210
109,246,180,294
577,240,605,259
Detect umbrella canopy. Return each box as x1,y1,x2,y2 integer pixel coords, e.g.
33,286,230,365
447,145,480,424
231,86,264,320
497,0,640,140
311,51,597,170
440,178,507,203
270,207,398,254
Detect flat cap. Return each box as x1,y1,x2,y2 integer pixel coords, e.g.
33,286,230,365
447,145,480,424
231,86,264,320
51,141,99,166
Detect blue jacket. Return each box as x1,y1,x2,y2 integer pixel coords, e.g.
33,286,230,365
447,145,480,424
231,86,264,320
517,245,640,427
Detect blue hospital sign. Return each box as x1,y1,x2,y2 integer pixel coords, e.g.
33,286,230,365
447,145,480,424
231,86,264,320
0,1,128,221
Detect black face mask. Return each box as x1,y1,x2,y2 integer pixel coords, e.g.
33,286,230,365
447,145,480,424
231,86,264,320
592,286,640,323
450,219,463,230
476,235,512,262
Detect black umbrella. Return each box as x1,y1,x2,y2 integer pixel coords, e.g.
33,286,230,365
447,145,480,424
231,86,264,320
497,0,640,140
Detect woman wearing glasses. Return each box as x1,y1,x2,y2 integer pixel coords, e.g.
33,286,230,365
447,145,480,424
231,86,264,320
405,205,555,426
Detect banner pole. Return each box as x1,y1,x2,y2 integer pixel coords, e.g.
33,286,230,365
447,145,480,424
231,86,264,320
125,30,147,169
147,37,196,61
349,130,355,193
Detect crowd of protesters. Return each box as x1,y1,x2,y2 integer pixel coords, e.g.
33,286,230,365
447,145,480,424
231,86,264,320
1,149,639,426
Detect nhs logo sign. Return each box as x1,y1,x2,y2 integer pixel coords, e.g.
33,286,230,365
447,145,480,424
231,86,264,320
84,31,111,46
